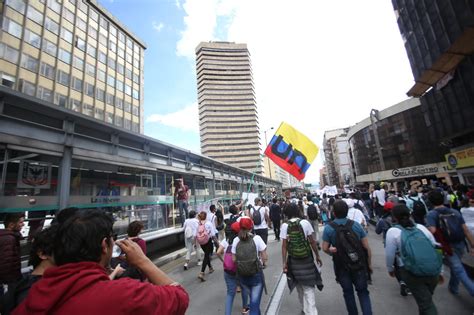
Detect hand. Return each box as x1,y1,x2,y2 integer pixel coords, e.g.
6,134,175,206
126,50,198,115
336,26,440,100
116,239,149,267
109,264,125,280
388,271,395,278
329,246,337,253
316,256,323,267
283,263,288,273
438,274,445,285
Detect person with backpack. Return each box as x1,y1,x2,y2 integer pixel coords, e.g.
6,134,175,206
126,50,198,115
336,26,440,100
322,200,373,315
215,203,226,241
281,203,323,315
385,204,442,314
183,210,202,270
232,217,268,315
217,221,250,315
269,198,282,241
306,199,321,249
246,198,270,244
196,211,218,282
406,191,428,225
225,204,241,241
426,190,474,296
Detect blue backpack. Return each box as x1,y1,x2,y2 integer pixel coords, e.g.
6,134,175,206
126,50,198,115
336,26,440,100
397,225,442,277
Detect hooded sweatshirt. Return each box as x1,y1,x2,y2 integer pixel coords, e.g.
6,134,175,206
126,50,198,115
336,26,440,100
12,261,189,315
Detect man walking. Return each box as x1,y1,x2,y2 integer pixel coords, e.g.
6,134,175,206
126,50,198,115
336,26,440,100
322,200,373,315
270,198,282,241
247,197,270,244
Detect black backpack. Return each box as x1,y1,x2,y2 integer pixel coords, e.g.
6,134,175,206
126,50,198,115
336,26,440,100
329,220,366,271
410,197,427,217
224,214,239,239
307,204,319,221
436,208,465,243
353,200,363,211
216,209,224,231
251,206,263,225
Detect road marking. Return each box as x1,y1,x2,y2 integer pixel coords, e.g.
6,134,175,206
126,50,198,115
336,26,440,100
265,272,286,315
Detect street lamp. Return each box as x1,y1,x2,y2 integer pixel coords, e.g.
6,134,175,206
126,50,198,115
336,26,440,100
369,109,385,171
263,127,274,179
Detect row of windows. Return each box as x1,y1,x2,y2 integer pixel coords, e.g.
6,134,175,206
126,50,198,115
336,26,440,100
4,1,142,71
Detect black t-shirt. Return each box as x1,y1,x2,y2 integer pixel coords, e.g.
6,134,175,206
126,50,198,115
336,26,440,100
269,204,281,221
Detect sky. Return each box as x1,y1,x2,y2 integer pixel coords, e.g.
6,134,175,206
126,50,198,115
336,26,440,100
99,0,415,184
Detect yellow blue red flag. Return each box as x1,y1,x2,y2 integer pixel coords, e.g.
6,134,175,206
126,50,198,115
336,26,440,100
264,122,319,180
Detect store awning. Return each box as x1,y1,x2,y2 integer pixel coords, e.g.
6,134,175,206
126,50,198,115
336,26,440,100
407,27,474,97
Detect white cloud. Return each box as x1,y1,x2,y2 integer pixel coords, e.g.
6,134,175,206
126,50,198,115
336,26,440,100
177,0,414,183
146,102,199,132
152,21,164,32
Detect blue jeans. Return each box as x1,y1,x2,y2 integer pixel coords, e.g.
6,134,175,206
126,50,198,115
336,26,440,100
239,271,264,315
178,200,188,225
446,242,474,296
224,271,249,315
337,268,372,315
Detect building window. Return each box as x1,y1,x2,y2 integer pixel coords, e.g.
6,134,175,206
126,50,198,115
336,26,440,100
37,86,53,102
73,55,84,70
85,82,94,97
88,25,97,40
96,88,105,101
132,105,139,116
117,47,125,59
118,32,125,43
2,17,23,38
116,80,123,92
75,37,86,51
57,70,70,86
44,17,59,35
106,93,114,105
85,63,95,76
20,79,35,95
21,54,39,72
87,44,97,58
5,0,26,14
99,34,108,49
132,122,139,133
99,16,108,29
1,73,16,88
106,74,115,87
109,41,116,53
40,62,55,79
98,51,107,64
24,29,41,48
77,1,88,14
77,17,87,31
106,112,113,123
115,115,123,127
0,43,19,63
126,38,133,49
71,99,82,112
95,108,104,120
90,9,99,22
117,62,124,75
109,25,117,37
47,0,61,14
133,58,139,68
133,73,139,84
107,57,116,70
132,89,139,100
97,69,105,82
116,98,123,109
125,53,132,64
58,48,71,64
125,68,132,80
27,5,44,25
124,101,131,113
72,77,83,91
42,39,57,56
55,93,68,108
61,28,73,43
124,118,131,130
63,7,74,23
83,103,93,116
125,84,131,96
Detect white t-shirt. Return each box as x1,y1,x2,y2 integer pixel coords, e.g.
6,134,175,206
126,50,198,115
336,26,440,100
183,218,199,237
280,218,314,240
199,220,217,236
231,234,267,256
461,207,474,236
220,239,230,251
347,208,366,226
373,189,386,206
251,206,268,230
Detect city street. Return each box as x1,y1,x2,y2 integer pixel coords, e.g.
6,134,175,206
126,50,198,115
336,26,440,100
160,226,474,315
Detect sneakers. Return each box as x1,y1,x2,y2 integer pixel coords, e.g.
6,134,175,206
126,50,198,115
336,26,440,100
197,260,202,266
198,272,206,282
208,267,215,274
241,307,249,315
183,263,188,270
400,282,409,296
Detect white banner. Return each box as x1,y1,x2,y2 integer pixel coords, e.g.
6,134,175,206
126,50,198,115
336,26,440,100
242,192,259,207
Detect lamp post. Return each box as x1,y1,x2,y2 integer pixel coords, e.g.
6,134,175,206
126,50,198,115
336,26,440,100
263,127,274,179
370,109,385,171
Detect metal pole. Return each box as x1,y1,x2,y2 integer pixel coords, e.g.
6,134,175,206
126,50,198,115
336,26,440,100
370,109,385,171
264,130,272,179
58,147,72,210
0,149,9,196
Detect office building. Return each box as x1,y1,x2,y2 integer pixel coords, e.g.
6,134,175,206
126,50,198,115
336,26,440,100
323,128,351,187
392,0,474,184
196,41,261,174
0,0,146,133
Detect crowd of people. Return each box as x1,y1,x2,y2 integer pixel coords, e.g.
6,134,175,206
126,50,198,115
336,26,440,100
1,182,474,315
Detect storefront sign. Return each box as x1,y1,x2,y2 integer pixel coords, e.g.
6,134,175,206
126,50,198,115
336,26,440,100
17,160,52,189
391,165,439,178
445,147,474,170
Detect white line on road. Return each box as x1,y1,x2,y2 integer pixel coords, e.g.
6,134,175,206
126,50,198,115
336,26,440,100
265,272,287,315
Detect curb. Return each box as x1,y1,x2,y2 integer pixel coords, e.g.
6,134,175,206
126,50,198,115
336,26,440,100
152,248,188,267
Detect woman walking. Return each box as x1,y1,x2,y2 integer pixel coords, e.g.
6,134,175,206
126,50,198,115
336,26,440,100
232,217,268,315
183,210,202,269
196,211,218,281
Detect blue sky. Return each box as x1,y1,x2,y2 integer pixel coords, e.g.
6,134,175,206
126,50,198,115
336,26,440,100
98,0,415,183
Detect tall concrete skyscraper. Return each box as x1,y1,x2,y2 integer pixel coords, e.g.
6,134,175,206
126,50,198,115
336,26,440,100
196,41,262,174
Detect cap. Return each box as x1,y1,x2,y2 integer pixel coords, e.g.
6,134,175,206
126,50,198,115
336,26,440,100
384,201,395,212
239,217,254,230
231,221,240,234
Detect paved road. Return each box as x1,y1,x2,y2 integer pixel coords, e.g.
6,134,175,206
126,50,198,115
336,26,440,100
160,226,474,314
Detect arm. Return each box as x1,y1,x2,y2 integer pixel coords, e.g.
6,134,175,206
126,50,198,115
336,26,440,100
361,237,372,270
322,240,333,255
462,224,474,254
259,249,268,268
265,208,270,226
384,230,397,274
308,235,322,266
117,239,177,286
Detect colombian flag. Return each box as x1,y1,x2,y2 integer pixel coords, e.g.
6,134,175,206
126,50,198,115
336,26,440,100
264,122,319,181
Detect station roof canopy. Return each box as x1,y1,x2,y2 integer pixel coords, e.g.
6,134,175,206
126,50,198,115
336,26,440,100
407,27,474,97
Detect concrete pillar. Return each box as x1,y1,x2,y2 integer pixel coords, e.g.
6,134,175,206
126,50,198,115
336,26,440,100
58,147,72,210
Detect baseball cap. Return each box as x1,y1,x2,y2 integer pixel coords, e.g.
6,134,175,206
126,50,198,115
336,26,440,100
231,221,240,234
239,217,253,230
384,201,395,212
